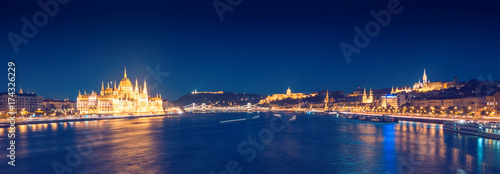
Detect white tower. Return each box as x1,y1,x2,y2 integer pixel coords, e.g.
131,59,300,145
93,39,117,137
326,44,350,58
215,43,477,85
423,69,428,84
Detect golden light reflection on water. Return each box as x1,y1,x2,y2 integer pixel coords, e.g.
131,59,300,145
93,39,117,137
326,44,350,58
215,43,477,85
0,117,172,173
99,118,166,173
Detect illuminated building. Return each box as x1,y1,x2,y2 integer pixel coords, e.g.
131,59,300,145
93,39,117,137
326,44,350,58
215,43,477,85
391,86,412,94
191,90,224,94
486,92,500,111
380,94,407,108
411,69,449,92
259,87,317,104
413,69,430,89
411,97,486,112
76,67,163,114
324,90,329,110
380,95,398,108
0,88,43,113
43,98,75,113
362,87,373,103
392,69,464,94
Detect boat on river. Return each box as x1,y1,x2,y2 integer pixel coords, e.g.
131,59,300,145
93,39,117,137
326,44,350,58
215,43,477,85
443,121,500,140
380,115,399,123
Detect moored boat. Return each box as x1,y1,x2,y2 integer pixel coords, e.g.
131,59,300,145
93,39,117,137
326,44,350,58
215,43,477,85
380,115,399,123
348,115,359,119
443,121,500,140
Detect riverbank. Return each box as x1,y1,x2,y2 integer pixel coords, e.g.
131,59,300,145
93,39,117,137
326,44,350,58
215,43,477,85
339,112,500,124
0,113,179,128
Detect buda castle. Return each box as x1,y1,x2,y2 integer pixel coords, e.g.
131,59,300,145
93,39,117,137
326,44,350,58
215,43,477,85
259,88,317,104
77,67,163,114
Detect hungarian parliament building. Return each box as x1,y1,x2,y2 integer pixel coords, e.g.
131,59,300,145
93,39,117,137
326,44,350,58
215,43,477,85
77,68,164,114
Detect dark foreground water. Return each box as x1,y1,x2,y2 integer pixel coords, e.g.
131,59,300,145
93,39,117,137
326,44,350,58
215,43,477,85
1,113,500,174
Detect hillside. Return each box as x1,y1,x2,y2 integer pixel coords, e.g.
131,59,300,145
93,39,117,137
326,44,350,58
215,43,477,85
173,92,265,107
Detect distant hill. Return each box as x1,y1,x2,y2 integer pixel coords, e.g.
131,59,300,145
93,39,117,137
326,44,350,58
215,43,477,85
173,92,265,107
264,90,345,105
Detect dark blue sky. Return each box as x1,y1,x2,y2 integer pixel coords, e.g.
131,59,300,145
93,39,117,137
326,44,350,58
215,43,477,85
2,0,500,101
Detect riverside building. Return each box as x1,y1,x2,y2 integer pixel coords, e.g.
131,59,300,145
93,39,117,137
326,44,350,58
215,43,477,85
76,67,163,114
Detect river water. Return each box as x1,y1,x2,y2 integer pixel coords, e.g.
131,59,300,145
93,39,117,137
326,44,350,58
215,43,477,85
1,113,499,173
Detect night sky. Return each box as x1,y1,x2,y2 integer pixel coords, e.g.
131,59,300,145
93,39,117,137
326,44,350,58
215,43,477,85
1,0,500,101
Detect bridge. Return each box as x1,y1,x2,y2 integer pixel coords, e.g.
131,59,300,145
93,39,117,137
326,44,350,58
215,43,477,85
183,103,268,112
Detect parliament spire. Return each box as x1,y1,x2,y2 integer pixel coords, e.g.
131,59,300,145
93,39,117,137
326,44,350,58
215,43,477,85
124,66,127,78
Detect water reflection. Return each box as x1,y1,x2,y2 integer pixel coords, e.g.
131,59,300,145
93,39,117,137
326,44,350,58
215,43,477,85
92,119,165,173
382,124,396,174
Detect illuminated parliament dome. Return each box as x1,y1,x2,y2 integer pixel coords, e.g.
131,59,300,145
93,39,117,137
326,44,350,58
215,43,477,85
76,67,164,114
118,67,133,91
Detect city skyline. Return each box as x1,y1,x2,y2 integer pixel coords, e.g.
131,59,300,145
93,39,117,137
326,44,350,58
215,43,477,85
3,1,500,174
6,67,499,101
2,0,500,100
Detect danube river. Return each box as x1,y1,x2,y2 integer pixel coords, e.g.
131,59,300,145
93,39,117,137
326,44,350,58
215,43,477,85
1,113,500,173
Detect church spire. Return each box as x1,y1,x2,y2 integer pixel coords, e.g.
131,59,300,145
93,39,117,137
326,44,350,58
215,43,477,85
423,69,428,84
107,82,110,89
20,87,23,94
135,78,139,93
78,90,81,97
114,81,117,90
124,66,127,78
143,80,147,94
101,81,105,95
